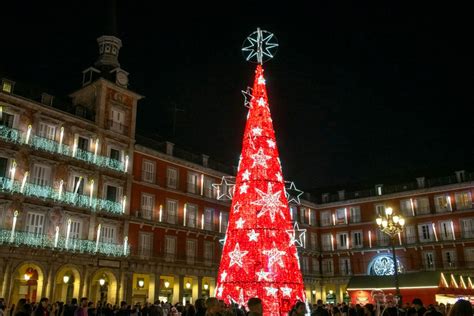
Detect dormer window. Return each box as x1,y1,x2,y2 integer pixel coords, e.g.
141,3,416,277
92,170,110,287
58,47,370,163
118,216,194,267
1,79,14,93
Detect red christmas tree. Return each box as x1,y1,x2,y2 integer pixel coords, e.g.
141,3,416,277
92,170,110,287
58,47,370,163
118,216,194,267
216,64,306,315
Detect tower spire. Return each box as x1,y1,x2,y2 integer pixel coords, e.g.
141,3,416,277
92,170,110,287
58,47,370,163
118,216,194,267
94,0,121,70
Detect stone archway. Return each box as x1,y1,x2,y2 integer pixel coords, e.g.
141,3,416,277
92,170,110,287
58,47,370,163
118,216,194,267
90,269,118,305
53,265,81,303
10,262,45,304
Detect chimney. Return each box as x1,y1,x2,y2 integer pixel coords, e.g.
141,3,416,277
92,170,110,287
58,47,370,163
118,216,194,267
166,141,174,156
455,170,465,183
375,184,383,196
322,193,329,203
416,177,425,189
41,93,54,106
202,154,209,168
338,190,345,201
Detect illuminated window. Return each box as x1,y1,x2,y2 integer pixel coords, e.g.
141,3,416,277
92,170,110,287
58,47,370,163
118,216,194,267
336,208,346,224
435,195,452,212
455,192,472,210
350,206,361,223
1,80,14,93
69,219,82,240
38,122,56,140
100,225,116,244
32,164,51,187
26,212,45,235
414,197,430,214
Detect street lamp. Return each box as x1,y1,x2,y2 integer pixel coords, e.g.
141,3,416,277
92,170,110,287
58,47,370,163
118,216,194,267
203,283,209,290
63,275,70,284
376,207,405,305
99,278,106,286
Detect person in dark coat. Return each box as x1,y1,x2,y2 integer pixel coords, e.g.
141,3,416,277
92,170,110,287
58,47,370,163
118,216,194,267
34,298,50,316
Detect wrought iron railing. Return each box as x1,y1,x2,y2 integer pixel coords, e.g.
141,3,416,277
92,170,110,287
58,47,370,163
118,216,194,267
0,229,129,257
0,176,123,215
0,124,125,172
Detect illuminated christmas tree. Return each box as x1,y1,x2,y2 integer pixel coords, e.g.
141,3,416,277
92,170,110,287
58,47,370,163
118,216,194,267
215,29,306,315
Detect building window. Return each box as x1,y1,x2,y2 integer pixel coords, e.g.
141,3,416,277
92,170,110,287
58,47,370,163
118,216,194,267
440,221,454,241
69,219,82,240
164,235,177,262
443,249,456,269
321,234,332,251
405,225,417,244
204,241,214,266
204,208,214,231
203,176,215,198
464,248,474,268
312,258,319,273
376,230,390,246
320,211,331,226
110,108,125,132
375,204,385,216
32,164,51,187
220,212,229,233
299,208,306,224
309,209,317,226
336,208,347,224
72,175,84,195
166,167,178,189
186,239,196,265
400,199,414,217
166,199,178,224
352,231,363,248
38,122,56,140
139,232,153,257
105,184,122,202
461,218,474,239
186,203,197,228
140,193,154,220
0,111,14,127
1,80,14,93
414,197,430,215
336,232,348,249
418,224,433,242
26,212,45,235
109,148,121,161
339,257,351,276
310,233,318,250
435,194,452,212
142,160,155,183
301,257,309,273
187,172,199,194
100,225,116,244
455,192,472,210
290,205,298,221
0,157,7,178
423,251,435,270
350,206,361,223
77,136,90,152
322,259,334,275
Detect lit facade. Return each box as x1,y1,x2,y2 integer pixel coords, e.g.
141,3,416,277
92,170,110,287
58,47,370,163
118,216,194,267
126,141,233,304
0,33,142,305
294,171,474,304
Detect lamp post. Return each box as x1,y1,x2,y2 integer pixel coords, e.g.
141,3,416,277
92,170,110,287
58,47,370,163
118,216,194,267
376,207,405,306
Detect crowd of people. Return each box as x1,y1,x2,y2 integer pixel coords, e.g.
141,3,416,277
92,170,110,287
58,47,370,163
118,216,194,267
0,296,473,316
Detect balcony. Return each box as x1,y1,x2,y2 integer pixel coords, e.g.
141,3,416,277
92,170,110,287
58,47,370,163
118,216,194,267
0,124,126,172
106,119,129,136
0,229,129,257
0,176,123,215
130,249,217,267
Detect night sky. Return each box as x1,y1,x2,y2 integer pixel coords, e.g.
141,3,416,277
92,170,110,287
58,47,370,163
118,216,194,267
1,2,473,192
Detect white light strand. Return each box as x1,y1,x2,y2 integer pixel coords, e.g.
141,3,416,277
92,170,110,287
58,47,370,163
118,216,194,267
10,210,18,242
95,224,101,252
25,125,32,144
20,172,29,193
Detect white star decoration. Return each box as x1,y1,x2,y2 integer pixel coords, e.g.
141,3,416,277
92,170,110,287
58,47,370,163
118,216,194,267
258,75,266,85
228,243,248,268
280,286,292,297
285,181,304,205
276,172,283,182
258,97,266,107
247,229,259,242
250,148,271,168
256,269,271,281
265,286,278,297
263,241,286,268
242,169,251,181
286,222,306,247
212,176,235,200
252,127,262,136
220,270,227,282
236,217,245,229
240,182,249,194
241,87,254,108
217,285,223,297
252,182,286,222
267,139,276,148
